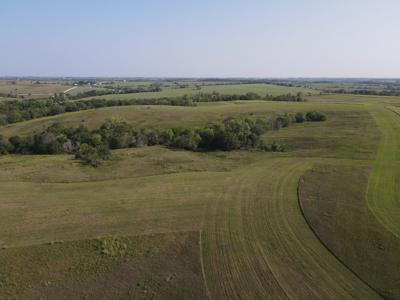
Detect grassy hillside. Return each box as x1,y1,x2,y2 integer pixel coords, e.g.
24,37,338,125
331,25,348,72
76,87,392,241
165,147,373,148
0,91,399,298
0,101,358,138
78,83,318,101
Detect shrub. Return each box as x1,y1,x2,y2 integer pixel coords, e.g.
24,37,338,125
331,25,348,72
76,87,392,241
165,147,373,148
171,129,201,151
306,111,327,122
295,112,306,123
75,143,101,167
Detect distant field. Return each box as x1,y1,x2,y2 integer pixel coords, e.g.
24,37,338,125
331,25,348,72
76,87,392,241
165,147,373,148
65,85,105,96
0,101,358,138
0,80,71,98
78,83,318,101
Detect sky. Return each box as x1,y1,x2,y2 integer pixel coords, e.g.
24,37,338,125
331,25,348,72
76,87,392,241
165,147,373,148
1,0,400,78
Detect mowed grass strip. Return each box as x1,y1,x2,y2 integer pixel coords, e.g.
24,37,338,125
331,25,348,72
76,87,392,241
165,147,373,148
299,164,400,299
201,158,379,299
367,105,400,238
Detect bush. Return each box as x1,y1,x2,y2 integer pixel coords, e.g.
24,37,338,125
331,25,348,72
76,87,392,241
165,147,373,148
295,112,306,123
75,143,101,167
258,140,285,152
0,135,10,154
171,129,201,151
306,111,327,122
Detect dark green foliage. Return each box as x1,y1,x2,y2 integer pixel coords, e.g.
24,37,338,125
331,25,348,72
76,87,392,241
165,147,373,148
74,143,110,167
0,135,11,154
170,129,201,151
66,84,162,100
327,88,400,96
258,140,285,152
2,111,326,166
274,113,295,129
265,92,305,102
8,136,34,154
305,111,327,122
295,112,306,123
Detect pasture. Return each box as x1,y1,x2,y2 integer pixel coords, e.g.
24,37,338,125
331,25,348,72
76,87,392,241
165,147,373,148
0,82,399,299
0,80,72,98
77,83,318,101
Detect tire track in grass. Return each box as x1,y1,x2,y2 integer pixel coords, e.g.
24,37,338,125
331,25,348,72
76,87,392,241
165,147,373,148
201,160,287,299
201,158,380,299
367,105,400,238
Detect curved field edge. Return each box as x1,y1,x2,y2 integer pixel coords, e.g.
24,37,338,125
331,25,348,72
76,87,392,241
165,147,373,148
299,164,400,299
367,105,400,238
200,158,379,299
0,231,207,299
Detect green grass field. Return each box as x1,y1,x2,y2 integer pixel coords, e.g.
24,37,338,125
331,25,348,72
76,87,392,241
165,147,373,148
367,105,400,238
78,83,318,101
0,84,399,298
0,100,360,138
299,164,400,299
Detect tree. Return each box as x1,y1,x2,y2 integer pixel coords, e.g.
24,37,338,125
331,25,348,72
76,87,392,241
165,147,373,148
306,111,327,122
171,129,201,151
75,143,101,167
295,112,305,123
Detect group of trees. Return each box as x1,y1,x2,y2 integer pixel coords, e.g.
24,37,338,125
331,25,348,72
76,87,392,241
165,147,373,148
264,93,305,102
325,89,400,97
177,91,305,103
65,84,162,100
0,92,306,126
0,111,326,166
0,97,195,125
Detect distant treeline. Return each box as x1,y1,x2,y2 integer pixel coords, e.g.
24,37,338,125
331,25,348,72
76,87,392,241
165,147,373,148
325,89,400,96
0,111,326,166
0,92,305,126
181,91,305,102
64,84,162,100
0,98,194,125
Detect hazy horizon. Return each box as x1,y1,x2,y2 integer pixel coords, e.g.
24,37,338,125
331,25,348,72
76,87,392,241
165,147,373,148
1,0,400,78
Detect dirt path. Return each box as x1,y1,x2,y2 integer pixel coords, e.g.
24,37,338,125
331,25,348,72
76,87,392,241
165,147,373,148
63,86,78,93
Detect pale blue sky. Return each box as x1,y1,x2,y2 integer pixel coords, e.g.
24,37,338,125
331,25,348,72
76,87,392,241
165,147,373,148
1,0,399,77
